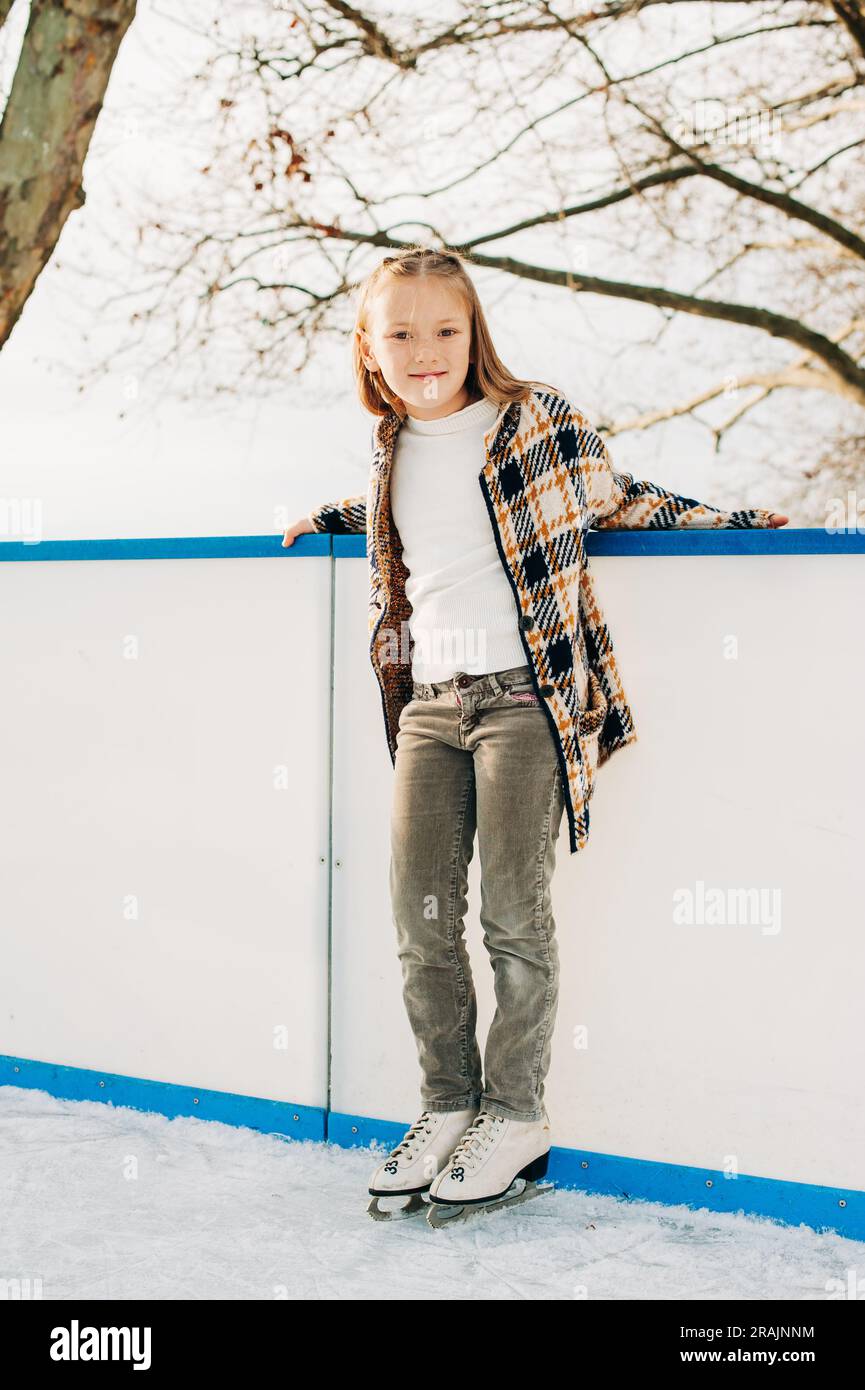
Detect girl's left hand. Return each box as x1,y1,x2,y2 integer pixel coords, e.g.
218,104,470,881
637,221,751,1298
767,514,789,527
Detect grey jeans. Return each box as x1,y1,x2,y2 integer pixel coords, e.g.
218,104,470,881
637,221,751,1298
389,662,566,1123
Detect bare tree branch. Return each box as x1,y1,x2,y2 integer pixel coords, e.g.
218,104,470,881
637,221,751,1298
636,106,865,262
830,0,865,60
605,317,865,438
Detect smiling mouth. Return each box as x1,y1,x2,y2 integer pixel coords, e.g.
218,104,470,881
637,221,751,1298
410,371,446,377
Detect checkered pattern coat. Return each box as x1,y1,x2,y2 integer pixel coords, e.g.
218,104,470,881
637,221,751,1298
309,386,774,856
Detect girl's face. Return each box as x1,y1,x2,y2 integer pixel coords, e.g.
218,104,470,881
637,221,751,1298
358,277,475,417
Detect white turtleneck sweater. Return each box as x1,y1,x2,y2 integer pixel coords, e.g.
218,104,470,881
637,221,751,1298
389,395,528,683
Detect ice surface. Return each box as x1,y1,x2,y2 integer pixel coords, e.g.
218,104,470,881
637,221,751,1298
0,1086,858,1300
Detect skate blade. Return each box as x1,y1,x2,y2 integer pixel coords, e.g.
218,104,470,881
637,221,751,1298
367,1191,430,1222
426,1179,555,1229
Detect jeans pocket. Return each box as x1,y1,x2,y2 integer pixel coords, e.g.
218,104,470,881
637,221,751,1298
501,681,540,705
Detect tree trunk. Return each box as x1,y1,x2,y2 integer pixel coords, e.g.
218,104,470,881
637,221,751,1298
0,0,137,348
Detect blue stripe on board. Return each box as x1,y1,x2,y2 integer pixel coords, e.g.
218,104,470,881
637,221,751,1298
0,534,332,561
337,528,865,559
0,1055,324,1142
0,529,862,562
3,1055,860,1242
328,1109,864,1243
586,527,865,556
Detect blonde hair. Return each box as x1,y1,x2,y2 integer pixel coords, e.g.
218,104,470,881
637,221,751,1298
351,244,559,416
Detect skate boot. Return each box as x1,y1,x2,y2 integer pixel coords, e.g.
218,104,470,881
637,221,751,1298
426,1107,555,1228
367,1106,480,1221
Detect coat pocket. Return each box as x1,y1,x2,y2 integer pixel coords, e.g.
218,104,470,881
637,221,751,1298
577,670,608,794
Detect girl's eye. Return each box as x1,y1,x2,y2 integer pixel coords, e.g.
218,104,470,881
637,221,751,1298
390,329,458,340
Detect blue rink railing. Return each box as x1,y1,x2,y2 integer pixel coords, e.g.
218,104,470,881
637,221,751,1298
1,526,864,561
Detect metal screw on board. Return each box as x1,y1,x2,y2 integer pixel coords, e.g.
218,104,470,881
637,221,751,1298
351,1126,358,1134
193,1098,199,1105
705,1179,713,1188
99,1080,105,1088
839,1199,847,1208
335,860,341,867
581,1160,588,1168
320,856,325,863
293,1114,299,1122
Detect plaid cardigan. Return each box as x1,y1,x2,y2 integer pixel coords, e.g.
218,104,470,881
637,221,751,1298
309,386,774,856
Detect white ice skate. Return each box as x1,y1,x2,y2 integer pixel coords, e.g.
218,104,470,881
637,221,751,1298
367,1106,480,1221
426,1107,555,1228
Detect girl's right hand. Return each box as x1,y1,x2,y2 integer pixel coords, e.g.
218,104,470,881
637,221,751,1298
282,517,315,547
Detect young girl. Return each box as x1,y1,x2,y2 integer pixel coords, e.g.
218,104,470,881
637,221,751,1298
283,245,788,1227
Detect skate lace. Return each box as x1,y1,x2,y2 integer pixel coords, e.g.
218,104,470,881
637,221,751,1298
447,1111,503,1169
389,1110,434,1159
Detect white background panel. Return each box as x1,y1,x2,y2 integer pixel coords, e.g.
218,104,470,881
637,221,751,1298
0,556,331,1108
